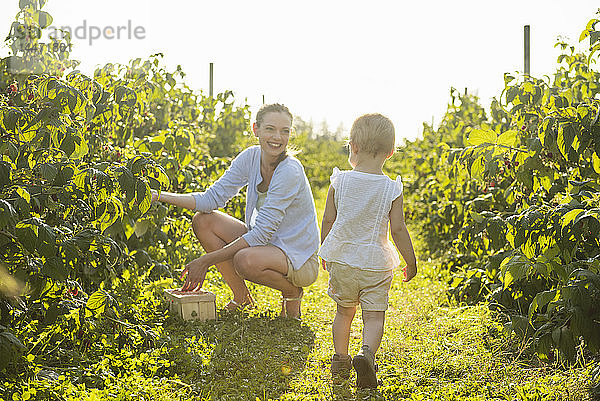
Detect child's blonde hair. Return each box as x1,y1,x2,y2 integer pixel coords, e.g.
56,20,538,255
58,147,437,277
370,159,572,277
350,113,395,157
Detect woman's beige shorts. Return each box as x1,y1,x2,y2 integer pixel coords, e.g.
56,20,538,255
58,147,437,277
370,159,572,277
326,262,393,311
285,252,319,288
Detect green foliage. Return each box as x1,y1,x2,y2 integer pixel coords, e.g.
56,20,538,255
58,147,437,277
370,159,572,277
0,0,247,380
396,13,600,364
0,0,597,399
291,117,349,191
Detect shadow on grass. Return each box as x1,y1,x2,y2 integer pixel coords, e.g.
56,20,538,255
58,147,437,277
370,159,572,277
329,380,388,401
164,309,315,400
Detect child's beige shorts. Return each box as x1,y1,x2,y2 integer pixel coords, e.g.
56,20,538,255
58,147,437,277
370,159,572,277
285,251,319,288
326,261,393,311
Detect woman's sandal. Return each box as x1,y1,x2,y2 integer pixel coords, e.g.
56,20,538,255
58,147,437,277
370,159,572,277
224,296,255,312
280,288,303,319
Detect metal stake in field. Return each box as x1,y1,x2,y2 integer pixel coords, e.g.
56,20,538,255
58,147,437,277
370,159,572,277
209,62,214,98
524,25,530,77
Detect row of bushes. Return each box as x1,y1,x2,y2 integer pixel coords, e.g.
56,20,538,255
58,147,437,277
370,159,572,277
389,15,600,371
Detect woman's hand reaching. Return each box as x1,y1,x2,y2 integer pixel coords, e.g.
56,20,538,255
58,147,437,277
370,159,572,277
180,256,211,291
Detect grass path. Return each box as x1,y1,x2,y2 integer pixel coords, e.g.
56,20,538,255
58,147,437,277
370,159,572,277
15,190,594,400
181,256,592,400
171,188,593,400
286,262,591,400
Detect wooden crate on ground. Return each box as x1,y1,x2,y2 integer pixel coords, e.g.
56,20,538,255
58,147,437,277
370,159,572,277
163,289,217,321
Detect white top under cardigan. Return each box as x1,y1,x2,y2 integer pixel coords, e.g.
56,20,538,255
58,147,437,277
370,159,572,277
318,168,403,271
191,146,320,271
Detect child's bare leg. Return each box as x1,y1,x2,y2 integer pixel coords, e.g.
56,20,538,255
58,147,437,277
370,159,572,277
361,310,385,353
333,304,356,355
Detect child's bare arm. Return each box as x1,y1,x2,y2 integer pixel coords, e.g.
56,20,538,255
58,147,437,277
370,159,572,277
389,194,417,282
321,186,337,244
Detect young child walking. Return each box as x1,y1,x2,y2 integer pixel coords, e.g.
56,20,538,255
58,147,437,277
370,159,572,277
318,113,417,388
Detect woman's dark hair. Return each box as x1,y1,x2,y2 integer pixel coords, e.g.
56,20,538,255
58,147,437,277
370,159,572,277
255,103,294,167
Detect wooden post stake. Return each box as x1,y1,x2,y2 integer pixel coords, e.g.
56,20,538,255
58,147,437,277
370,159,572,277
524,25,530,76
209,62,214,98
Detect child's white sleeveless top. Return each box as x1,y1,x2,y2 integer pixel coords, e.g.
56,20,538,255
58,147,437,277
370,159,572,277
318,168,403,271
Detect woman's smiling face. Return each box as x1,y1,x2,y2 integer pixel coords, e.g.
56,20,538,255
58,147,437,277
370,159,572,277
254,111,292,160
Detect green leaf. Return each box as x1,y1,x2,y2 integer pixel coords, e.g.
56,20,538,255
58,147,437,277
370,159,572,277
0,162,12,188
70,134,89,160
573,210,600,228
539,174,552,192
164,136,175,151
60,240,80,269
509,314,530,339
561,208,585,230
34,11,53,28
552,327,561,345
591,31,600,47
129,155,146,175
593,152,600,174
136,181,151,215
19,0,34,9
536,334,552,361
15,221,38,254
467,129,497,146
60,134,75,157
550,260,569,283
506,86,519,104
92,104,112,124
116,167,136,205
133,219,151,237
470,156,485,180
522,81,535,94
497,130,518,147
85,103,96,123
40,163,58,182
528,289,557,320
37,223,56,258
559,327,576,362
17,110,41,143
41,256,69,281
557,124,576,160
120,215,134,240
538,117,556,147
114,86,137,108
95,196,123,233
486,216,507,250
586,18,599,32
470,211,484,224
85,290,107,318
0,200,17,229
0,331,25,369
71,169,89,190
501,255,531,289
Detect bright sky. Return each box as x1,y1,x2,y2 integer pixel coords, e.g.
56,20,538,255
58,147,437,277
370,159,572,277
1,0,599,141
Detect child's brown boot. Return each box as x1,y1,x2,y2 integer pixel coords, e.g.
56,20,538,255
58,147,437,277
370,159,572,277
352,345,378,388
330,353,352,382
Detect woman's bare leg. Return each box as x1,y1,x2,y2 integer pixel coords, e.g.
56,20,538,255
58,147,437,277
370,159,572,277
191,211,252,305
233,245,302,317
